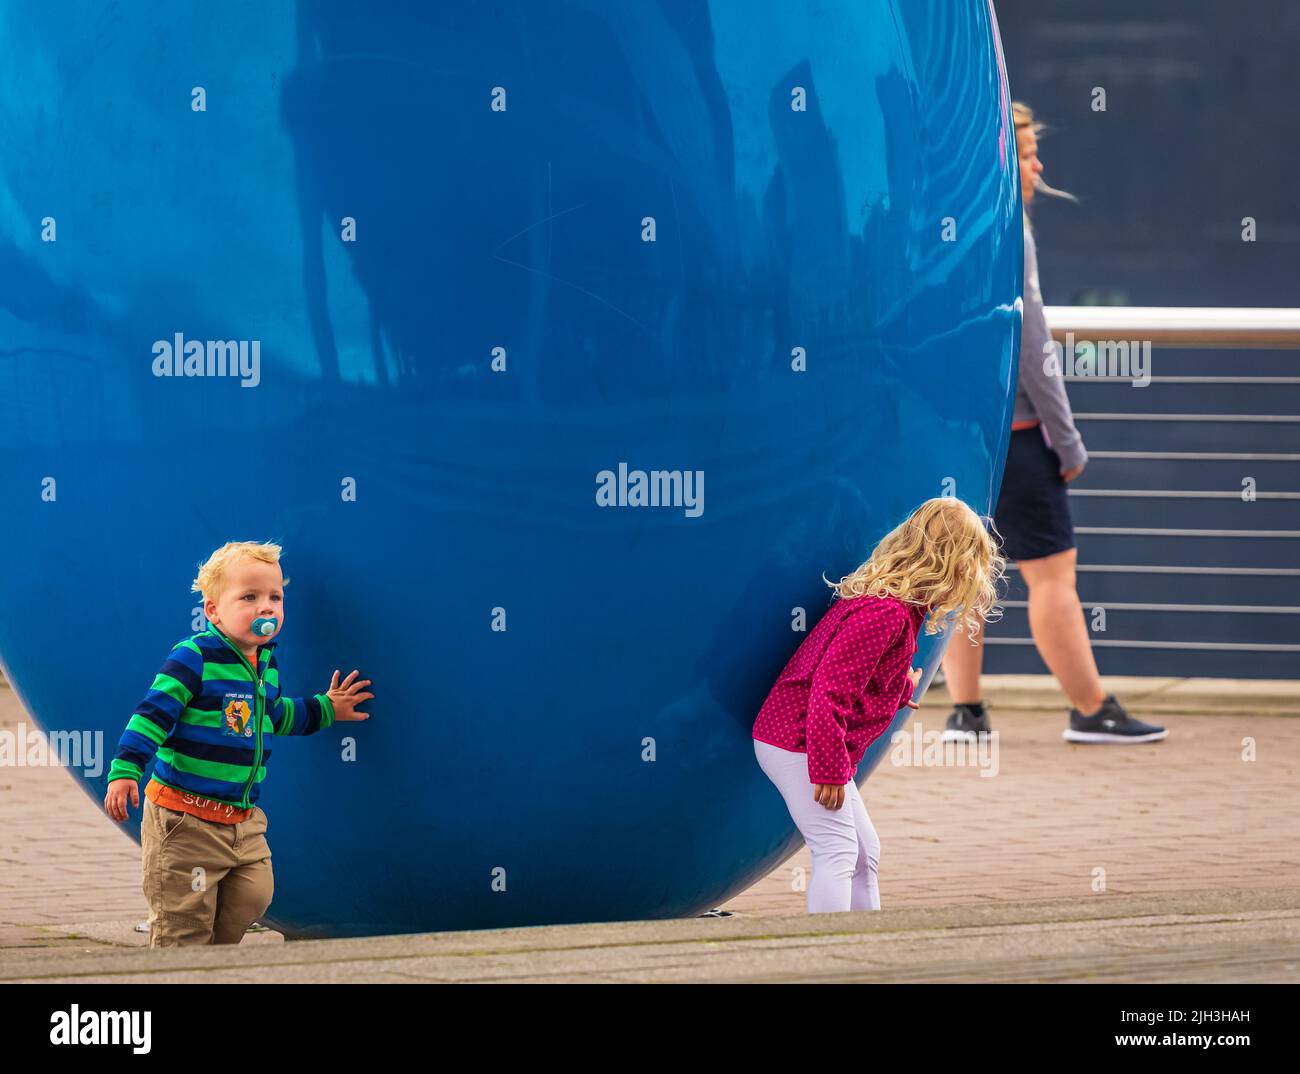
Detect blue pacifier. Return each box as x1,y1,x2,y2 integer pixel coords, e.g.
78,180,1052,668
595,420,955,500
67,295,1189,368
251,616,278,637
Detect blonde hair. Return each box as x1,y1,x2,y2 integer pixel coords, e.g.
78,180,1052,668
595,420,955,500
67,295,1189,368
822,498,1006,641
192,540,289,605
1012,101,1077,209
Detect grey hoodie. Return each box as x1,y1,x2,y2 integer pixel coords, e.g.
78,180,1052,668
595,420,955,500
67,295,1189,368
1013,222,1088,473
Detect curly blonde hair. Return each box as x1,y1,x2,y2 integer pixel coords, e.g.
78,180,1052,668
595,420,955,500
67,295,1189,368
823,497,1006,642
192,540,289,605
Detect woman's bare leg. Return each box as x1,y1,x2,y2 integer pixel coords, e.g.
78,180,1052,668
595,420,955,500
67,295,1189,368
1019,548,1107,715
941,611,986,705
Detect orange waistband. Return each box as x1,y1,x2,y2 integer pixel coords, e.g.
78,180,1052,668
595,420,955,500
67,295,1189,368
146,778,254,825
1011,419,1042,431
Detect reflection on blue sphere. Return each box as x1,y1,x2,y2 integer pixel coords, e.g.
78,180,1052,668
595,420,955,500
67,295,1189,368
0,1,1020,937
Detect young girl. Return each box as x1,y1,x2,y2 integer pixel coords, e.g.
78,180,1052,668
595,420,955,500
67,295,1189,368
752,496,1005,913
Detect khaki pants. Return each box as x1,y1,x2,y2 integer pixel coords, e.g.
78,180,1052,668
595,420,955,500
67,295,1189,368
141,798,274,946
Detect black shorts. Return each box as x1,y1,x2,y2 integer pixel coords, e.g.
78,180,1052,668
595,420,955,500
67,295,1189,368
993,426,1076,562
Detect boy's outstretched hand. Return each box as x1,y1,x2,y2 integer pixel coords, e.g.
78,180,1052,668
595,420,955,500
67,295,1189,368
327,669,374,721
104,778,139,822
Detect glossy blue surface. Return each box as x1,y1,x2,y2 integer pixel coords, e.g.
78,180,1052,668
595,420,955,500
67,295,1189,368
0,1,1021,936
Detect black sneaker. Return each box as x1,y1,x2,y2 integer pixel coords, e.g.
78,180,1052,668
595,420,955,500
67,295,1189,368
942,702,992,742
1063,693,1168,744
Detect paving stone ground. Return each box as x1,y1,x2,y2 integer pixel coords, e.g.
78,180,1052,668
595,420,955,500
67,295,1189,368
2,676,1296,981
722,698,1300,915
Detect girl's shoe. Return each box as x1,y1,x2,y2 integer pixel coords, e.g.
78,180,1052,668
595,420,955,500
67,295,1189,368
1063,694,1168,744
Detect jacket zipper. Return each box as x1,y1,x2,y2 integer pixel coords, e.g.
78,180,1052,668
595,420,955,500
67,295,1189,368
208,622,265,809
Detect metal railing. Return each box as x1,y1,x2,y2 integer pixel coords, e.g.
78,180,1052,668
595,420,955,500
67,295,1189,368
1043,306,1300,348
989,307,1300,670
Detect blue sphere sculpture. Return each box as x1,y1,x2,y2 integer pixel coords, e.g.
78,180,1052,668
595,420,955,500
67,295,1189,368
0,1,1021,937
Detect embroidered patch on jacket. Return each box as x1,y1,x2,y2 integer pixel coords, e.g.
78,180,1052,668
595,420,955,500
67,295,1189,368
222,692,255,737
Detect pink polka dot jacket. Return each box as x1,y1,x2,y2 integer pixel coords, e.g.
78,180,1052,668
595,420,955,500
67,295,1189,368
752,593,929,785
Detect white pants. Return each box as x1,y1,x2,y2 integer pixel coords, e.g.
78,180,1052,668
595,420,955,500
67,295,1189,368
754,739,881,913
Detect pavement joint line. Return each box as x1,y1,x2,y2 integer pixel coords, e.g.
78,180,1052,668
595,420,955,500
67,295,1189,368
716,948,1300,986
7,897,1300,980
31,939,1300,987
1118,678,1182,703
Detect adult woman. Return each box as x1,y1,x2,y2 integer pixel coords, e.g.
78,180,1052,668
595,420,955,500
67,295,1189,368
941,102,1168,745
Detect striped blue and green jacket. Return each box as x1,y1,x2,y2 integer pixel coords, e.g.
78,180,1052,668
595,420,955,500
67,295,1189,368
107,620,335,808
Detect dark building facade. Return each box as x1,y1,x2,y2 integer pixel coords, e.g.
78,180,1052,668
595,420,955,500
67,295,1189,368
986,1,1299,679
